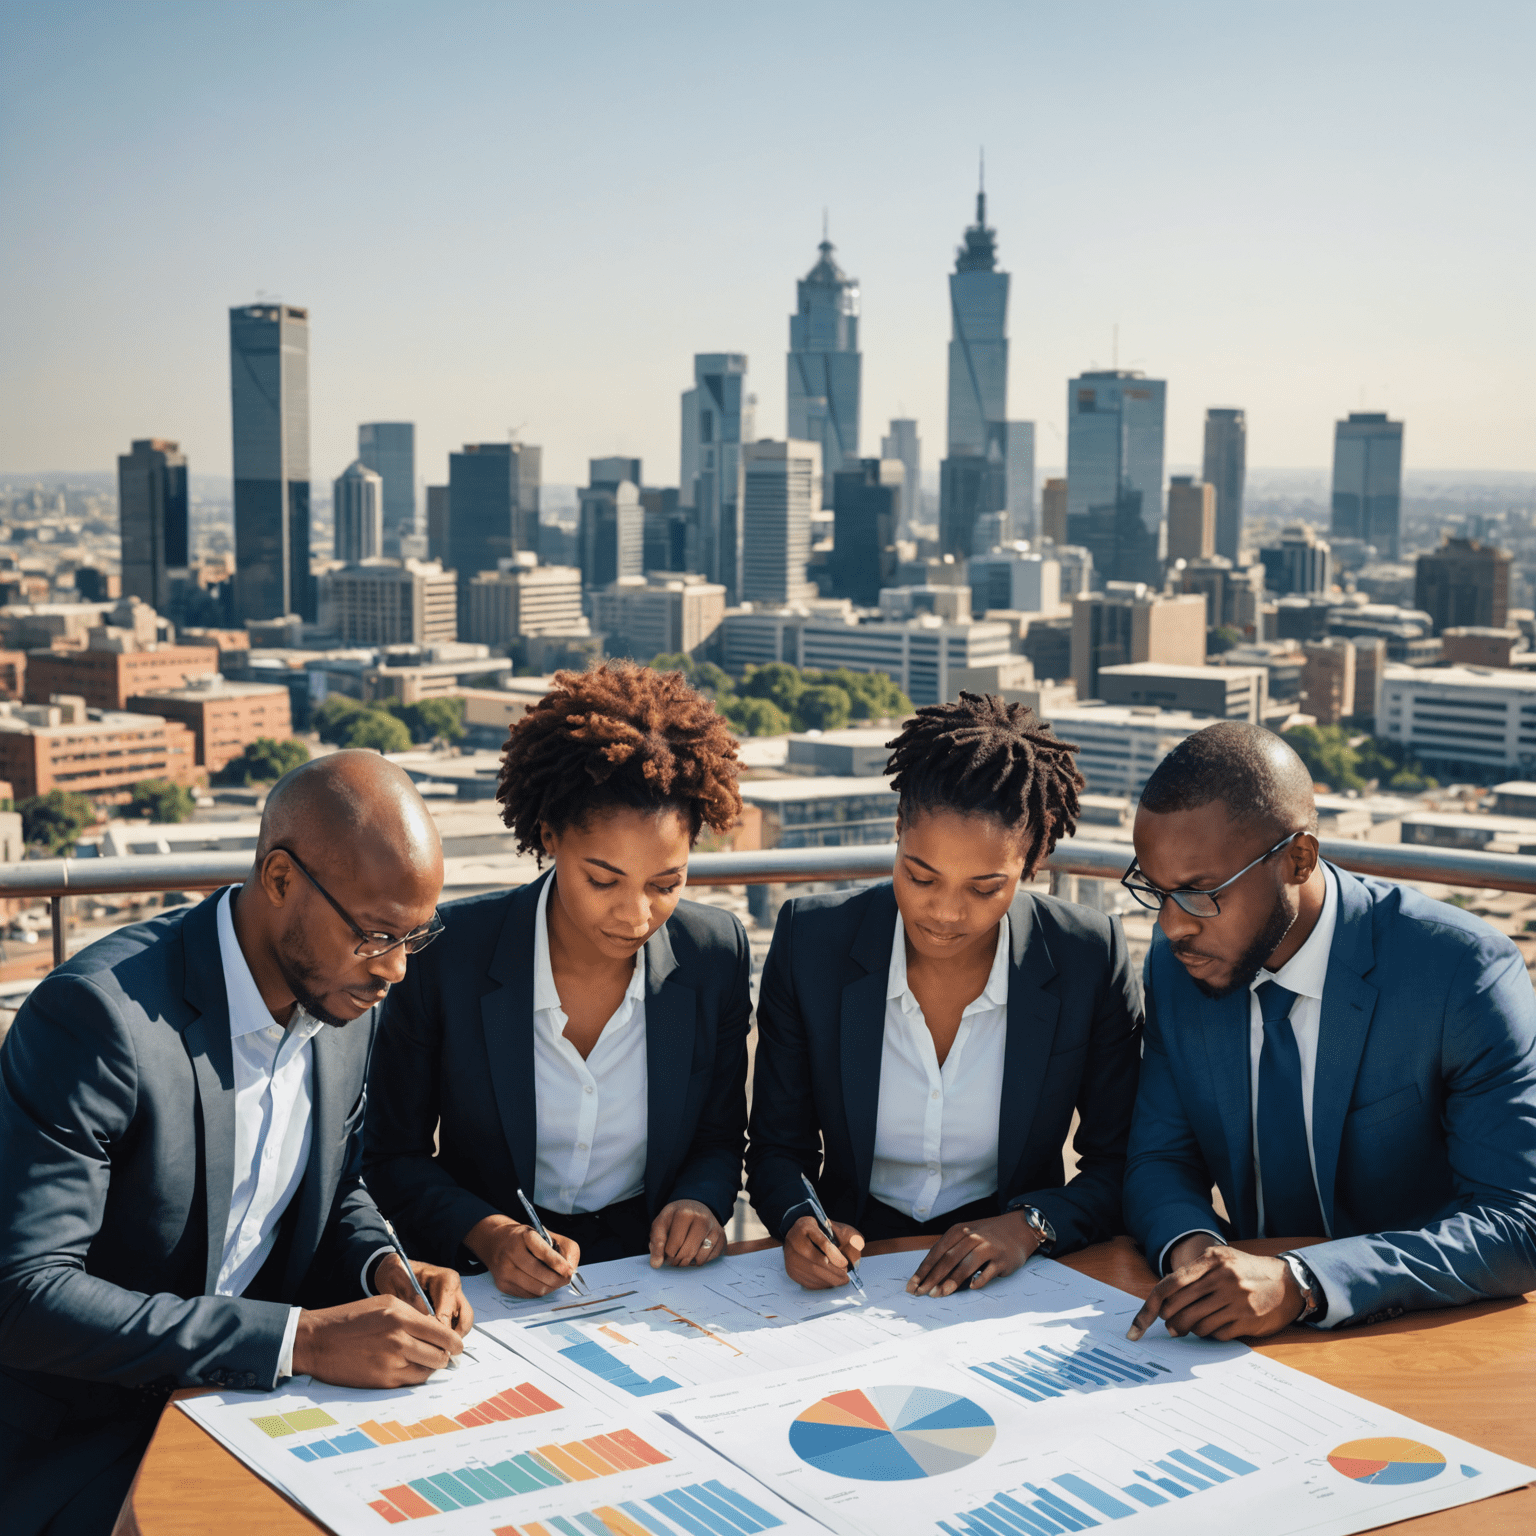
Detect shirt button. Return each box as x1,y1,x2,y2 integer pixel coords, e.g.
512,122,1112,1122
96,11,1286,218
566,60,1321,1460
584,1085,594,1095
931,1090,940,1101
577,1143,588,1151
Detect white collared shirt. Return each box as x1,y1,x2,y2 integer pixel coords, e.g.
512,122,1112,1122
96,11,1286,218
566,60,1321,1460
868,912,1010,1222
530,874,649,1215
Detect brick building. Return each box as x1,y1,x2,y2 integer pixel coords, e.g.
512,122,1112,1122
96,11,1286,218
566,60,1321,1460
25,644,218,711
0,651,23,701
125,676,293,773
0,700,197,800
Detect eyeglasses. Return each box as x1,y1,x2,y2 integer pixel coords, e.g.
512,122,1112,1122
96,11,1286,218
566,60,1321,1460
270,846,444,958
1120,831,1304,918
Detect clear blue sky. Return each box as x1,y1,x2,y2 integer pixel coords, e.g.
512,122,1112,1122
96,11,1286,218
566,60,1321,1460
2,0,1532,489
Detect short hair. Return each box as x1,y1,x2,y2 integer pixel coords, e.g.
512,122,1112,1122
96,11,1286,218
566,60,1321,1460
1138,721,1318,834
884,692,1085,877
496,660,743,859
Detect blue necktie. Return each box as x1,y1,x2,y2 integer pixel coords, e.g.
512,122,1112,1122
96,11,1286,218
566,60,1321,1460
1254,979,1326,1239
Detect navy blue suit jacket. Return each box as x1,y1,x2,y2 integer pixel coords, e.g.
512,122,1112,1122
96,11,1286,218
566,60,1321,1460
1125,864,1536,1325
745,882,1143,1250
363,871,751,1264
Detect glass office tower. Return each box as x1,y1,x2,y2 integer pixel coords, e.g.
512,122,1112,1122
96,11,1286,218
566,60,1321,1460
1331,412,1404,561
230,303,313,620
787,236,861,483
358,422,416,555
447,442,541,591
880,419,921,541
117,438,189,613
681,354,751,602
1202,407,1247,562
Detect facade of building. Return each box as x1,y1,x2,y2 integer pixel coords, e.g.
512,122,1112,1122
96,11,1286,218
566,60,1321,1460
830,458,901,606
357,422,416,555
1096,662,1266,722
1005,421,1036,541
1350,635,1387,722
1202,407,1247,562
465,562,586,647
447,443,541,594
739,776,899,850
1260,524,1332,597
880,419,921,540
787,237,861,482
24,644,218,711
1165,476,1215,563
333,460,384,564
798,615,1012,707
1041,477,1068,545
230,303,313,622
681,353,750,602
1042,703,1208,797
1440,627,1521,668
742,440,819,606
1379,665,1536,776
1070,587,1205,701
1300,638,1356,725
1065,370,1167,585
1415,536,1511,634
426,484,450,563
593,575,726,660
0,700,197,799
939,455,1007,560
577,476,643,590
124,676,293,773
324,560,458,647
117,438,189,614
966,551,1061,614
1331,412,1404,561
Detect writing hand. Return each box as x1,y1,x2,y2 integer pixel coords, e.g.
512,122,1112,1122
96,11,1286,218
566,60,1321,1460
908,1210,1040,1296
291,1296,463,1388
374,1252,475,1336
649,1199,726,1268
783,1214,865,1290
1127,1245,1305,1342
465,1213,581,1299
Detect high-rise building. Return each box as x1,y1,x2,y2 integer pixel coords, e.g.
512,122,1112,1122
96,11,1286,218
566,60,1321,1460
1415,536,1511,634
466,561,587,648
1070,586,1205,701
446,442,540,600
1259,524,1332,596
590,456,642,490
1165,476,1215,564
426,485,450,563
322,560,458,647
117,438,189,613
940,456,1008,559
640,487,685,573
578,475,643,590
357,423,416,555
1005,422,1036,541
830,458,902,606
1300,638,1356,725
1331,412,1404,561
230,303,313,621
593,575,726,660
1202,408,1247,561
880,419,921,540
681,354,751,601
1041,477,1068,545
966,551,1061,614
1065,370,1167,587
787,235,860,483
742,440,819,606
333,460,384,564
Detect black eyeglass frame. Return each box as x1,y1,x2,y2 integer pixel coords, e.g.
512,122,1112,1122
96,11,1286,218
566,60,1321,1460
268,845,444,958
1120,830,1305,918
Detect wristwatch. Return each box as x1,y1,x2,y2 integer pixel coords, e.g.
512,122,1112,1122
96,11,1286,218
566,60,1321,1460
1279,1251,1328,1324
1014,1205,1057,1255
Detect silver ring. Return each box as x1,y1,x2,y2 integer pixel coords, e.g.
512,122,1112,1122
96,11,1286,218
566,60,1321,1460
701,1238,713,1248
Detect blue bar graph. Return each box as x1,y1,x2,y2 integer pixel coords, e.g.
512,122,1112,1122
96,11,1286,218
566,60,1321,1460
969,1337,1171,1404
937,1439,1260,1534
547,1321,681,1397
290,1429,376,1460
512,1479,785,1535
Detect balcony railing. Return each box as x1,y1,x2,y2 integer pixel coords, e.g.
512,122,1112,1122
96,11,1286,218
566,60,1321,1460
5,838,1536,969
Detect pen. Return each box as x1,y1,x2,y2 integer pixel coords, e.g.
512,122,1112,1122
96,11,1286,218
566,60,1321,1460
383,1219,459,1368
516,1187,589,1296
799,1173,867,1298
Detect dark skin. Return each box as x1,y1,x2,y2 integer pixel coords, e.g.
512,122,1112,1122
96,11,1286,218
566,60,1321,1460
465,805,726,1299
1125,800,1328,1344
786,807,1045,1297
235,752,472,1387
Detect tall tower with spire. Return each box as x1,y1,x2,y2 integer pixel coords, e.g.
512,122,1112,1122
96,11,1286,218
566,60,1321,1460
787,223,861,491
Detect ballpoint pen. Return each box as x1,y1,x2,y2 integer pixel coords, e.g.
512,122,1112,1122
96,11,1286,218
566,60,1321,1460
516,1187,589,1296
799,1173,867,1298
383,1219,459,1367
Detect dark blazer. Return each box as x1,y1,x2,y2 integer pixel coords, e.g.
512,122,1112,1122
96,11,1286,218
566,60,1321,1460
0,890,390,1535
1125,864,1536,1326
745,882,1143,1251
363,871,751,1265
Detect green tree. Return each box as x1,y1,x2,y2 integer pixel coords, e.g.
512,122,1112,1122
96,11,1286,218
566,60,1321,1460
720,695,791,737
19,790,94,854
692,662,735,698
649,652,698,681
739,662,806,717
313,694,367,745
796,684,853,731
216,736,311,786
818,666,911,721
387,697,466,745
129,778,194,823
342,708,413,753
1207,626,1243,655
1282,724,1364,792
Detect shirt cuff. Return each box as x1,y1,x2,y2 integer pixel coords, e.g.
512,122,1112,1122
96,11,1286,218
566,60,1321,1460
1157,1229,1224,1276
277,1306,302,1380
362,1245,396,1296
777,1200,815,1241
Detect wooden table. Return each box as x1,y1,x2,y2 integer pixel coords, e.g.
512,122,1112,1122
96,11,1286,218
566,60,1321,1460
114,1237,1535,1535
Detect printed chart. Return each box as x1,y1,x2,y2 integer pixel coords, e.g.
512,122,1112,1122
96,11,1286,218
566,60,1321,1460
488,1479,788,1536
789,1387,996,1481
1326,1438,1448,1486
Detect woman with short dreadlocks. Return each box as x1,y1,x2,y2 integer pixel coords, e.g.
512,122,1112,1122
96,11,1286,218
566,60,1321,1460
365,661,750,1292
747,693,1142,1295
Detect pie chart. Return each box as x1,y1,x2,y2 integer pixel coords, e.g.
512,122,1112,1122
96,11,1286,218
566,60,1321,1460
788,1386,996,1481
1327,1438,1447,1485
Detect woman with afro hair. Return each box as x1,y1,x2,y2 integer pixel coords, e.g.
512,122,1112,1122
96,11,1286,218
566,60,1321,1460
365,661,750,1293
747,693,1142,1297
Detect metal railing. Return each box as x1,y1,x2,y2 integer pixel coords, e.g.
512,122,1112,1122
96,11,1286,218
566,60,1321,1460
5,837,1536,970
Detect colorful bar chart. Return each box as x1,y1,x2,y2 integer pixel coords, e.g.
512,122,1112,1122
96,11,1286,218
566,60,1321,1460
490,1478,787,1536
936,1440,1259,1533
968,1337,1171,1404
251,1408,341,1438
285,1385,564,1462
366,1430,671,1523
547,1322,681,1398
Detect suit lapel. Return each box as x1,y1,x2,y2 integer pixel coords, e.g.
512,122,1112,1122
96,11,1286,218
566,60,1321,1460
481,874,545,1195
840,887,897,1214
1198,984,1258,1237
997,894,1061,1196
642,920,694,1213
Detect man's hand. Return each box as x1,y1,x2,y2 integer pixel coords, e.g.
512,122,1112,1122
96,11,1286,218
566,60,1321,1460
465,1213,581,1299
784,1214,865,1290
373,1252,475,1337
649,1199,726,1268
908,1211,1041,1297
1127,1245,1305,1342
291,1296,464,1388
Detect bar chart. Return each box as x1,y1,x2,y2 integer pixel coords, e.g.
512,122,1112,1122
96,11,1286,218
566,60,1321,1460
284,1385,566,1462
967,1336,1171,1403
365,1429,671,1522
489,1478,787,1535
546,1321,682,1398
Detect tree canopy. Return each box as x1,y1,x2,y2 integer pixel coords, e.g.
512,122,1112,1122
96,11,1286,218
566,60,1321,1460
19,790,94,854
129,778,194,823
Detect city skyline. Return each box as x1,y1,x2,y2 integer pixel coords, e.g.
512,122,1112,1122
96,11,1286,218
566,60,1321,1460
2,2,1532,488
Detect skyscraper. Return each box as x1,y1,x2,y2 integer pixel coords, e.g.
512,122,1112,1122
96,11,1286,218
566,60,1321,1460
333,460,384,564
1415,536,1511,634
680,354,750,602
1040,477,1068,545
230,303,312,621
117,438,188,613
831,458,902,606
787,233,860,486
742,440,819,606
939,181,1009,557
1065,370,1167,586
880,419,921,540
358,422,416,555
578,477,643,590
446,442,541,603
1202,408,1247,561
1005,421,1036,541
1331,412,1404,561
1165,476,1215,564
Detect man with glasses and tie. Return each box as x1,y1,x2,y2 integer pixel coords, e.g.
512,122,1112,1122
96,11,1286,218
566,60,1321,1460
1118,722,1536,1344
0,752,472,1536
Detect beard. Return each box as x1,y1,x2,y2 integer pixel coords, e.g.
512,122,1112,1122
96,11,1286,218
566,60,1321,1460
275,914,385,1028
1181,894,1296,1000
